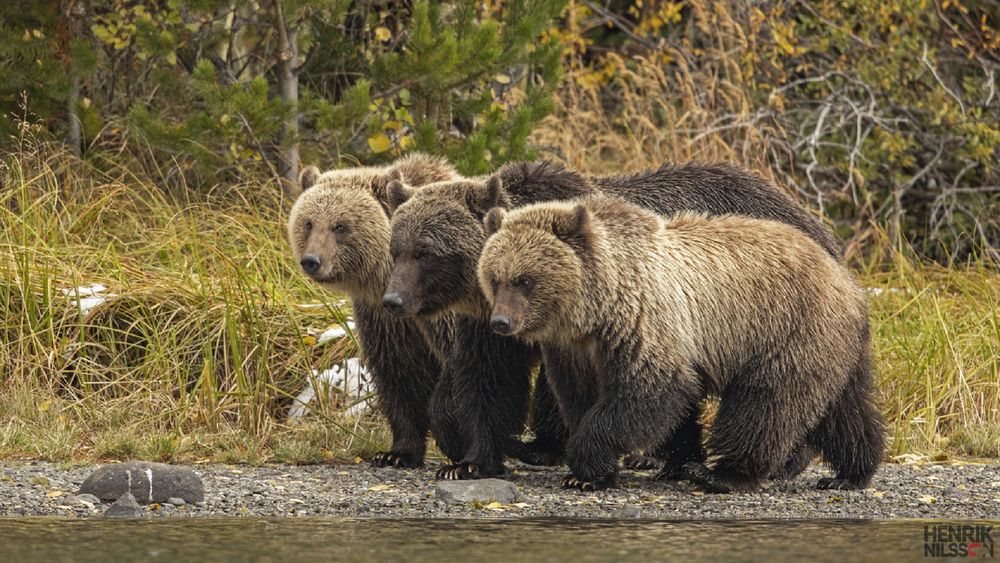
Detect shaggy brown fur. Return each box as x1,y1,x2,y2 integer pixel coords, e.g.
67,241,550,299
287,153,463,468
478,196,885,492
383,161,843,479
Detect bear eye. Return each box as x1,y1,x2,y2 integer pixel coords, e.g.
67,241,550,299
332,224,347,234
513,276,532,289
414,248,431,260
304,220,313,232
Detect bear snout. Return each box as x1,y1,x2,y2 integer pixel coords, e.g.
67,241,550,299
382,292,407,316
300,254,322,275
490,314,513,335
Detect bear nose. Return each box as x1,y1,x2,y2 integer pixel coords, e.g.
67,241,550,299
490,315,512,335
382,292,405,315
300,254,321,275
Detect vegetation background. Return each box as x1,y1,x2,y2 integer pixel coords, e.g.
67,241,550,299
1,0,997,465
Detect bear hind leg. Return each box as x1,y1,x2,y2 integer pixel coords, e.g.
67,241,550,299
811,350,885,490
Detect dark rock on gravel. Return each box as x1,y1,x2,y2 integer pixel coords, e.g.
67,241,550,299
436,479,520,504
104,493,143,518
80,461,204,504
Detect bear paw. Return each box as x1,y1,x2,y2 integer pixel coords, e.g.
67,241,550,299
653,462,696,482
371,451,422,469
681,462,735,494
561,474,614,492
816,477,862,490
435,462,481,480
623,454,661,471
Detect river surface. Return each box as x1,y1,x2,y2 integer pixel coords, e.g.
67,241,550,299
0,517,995,562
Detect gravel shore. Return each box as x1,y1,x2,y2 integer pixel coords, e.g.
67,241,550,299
1,460,997,519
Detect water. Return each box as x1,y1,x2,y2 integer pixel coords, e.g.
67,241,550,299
0,518,992,562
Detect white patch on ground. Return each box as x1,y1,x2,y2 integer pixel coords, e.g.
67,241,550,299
287,358,374,419
314,321,357,345
61,283,114,316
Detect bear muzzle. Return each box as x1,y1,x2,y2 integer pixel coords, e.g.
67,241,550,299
300,254,322,275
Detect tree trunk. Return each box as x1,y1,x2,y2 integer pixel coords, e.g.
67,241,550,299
65,0,85,157
273,1,300,198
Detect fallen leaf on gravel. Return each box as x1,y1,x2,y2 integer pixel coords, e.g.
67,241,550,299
367,484,393,492
826,496,843,503
485,501,505,511
919,496,937,504
513,502,529,508
45,490,66,498
873,491,886,498
691,491,704,497
354,457,364,464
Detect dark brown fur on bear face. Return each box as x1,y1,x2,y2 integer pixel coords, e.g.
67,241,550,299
383,177,507,318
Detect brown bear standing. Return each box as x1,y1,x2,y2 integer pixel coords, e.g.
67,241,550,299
384,161,843,480
288,154,463,468
478,196,885,493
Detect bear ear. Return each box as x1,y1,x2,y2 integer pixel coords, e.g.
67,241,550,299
483,207,506,236
386,180,416,214
299,165,321,191
552,204,592,251
466,176,505,219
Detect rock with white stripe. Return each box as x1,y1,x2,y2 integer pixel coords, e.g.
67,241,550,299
79,461,204,504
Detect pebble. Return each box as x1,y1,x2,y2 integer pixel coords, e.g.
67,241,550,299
436,479,520,504
104,493,143,518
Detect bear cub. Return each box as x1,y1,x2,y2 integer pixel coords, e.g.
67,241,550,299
478,195,884,493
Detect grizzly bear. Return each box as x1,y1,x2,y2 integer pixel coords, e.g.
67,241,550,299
288,154,565,470
478,196,885,492
383,161,842,480
288,153,462,468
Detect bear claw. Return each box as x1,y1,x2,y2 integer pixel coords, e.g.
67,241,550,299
816,477,861,490
561,474,613,492
623,454,661,471
371,452,421,469
436,463,480,480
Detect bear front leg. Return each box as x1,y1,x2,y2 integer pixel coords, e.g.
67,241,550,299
428,364,467,464
564,353,700,491
437,317,533,480
354,303,437,469
509,364,568,466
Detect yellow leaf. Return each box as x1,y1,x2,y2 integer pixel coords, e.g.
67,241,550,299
375,26,391,42
368,133,391,154
38,400,52,413
494,74,511,84
919,495,937,504
302,335,317,346
166,52,177,66
46,490,66,498
484,501,504,509
873,491,886,498
368,484,393,492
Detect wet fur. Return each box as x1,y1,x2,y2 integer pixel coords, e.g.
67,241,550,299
478,198,884,492
287,154,461,467
386,161,843,477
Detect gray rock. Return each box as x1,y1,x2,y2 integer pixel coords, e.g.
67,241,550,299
80,461,204,504
104,493,143,518
435,479,520,504
165,497,186,506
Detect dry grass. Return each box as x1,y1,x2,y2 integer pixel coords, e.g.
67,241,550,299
0,140,391,464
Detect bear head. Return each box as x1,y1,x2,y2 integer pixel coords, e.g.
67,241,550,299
477,201,592,340
382,175,510,318
287,154,456,301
